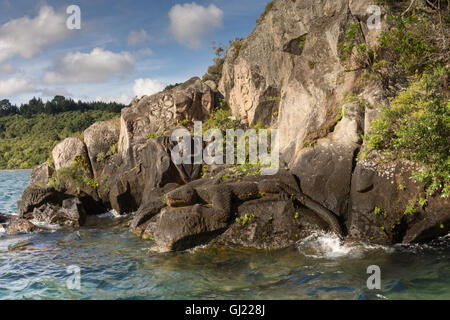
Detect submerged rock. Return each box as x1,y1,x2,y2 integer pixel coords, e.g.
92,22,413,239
6,217,36,234
8,241,31,251
30,197,87,229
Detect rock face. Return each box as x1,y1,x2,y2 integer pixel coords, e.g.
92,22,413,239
347,152,450,244
130,170,343,252
29,198,87,229
94,77,213,214
6,217,36,234
83,118,121,180
214,198,329,249
219,0,387,219
30,163,54,187
52,137,87,170
118,77,213,164
101,135,202,214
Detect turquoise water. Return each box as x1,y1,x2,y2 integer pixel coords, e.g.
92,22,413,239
0,170,31,214
0,170,449,300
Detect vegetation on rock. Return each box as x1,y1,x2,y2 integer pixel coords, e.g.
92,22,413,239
50,155,98,193
363,4,449,197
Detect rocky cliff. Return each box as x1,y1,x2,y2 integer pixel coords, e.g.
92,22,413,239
7,0,449,252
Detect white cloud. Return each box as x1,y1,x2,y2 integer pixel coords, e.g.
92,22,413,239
43,48,135,84
95,93,132,105
168,2,223,49
134,48,153,57
128,29,153,45
0,5,72,63
0,63,16,74
40,87,71,98
0,77,35,97
133,78,164,97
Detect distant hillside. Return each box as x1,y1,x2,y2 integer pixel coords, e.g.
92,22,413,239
0,96,126,169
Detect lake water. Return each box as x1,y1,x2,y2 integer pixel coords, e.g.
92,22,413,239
0,170,449,300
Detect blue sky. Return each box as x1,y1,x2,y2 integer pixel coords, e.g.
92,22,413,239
0,0,267,105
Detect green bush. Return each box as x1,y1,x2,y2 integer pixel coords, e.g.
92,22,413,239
51,156,98,192
365,66,450,197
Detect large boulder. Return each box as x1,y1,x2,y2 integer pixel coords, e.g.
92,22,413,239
103,135,202,214
151,205,230,252
131,169,343,252
347,152,450,245
214,198,329,249
83,118,120,180
30,198,87,229
50,136,105,214
30,162,54,187
52,137,87,170
17,185,65,216
6,217,36,234
129,183,180,238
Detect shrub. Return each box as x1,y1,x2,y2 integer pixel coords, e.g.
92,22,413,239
51,156,98,192
109,143,118,156
365,66,450,197
164,83,182,91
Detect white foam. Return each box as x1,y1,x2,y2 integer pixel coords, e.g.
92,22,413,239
28,220,61,231
97,210,122,219
187,244,208,253
296,231,392,259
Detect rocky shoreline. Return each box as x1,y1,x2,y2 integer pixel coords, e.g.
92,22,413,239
2,0,449,252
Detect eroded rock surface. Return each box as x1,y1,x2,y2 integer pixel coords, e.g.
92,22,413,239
131,170,343,252
52,137,87,170
347,152,450,245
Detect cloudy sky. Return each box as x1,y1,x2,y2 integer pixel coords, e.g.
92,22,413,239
0,0,267,105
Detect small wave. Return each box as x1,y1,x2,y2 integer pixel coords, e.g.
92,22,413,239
296,231,393,259
187,244,209,253
394,232,450,253
28,220,61,231
97,210,123,219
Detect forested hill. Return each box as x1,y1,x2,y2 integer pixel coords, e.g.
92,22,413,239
0,96,127,169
